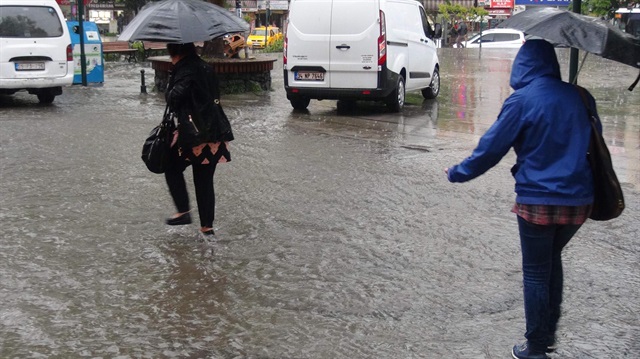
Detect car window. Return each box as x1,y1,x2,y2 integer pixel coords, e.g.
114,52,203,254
494,33,520,42
419,6,434,38
476,34,495,43
0,6,64,38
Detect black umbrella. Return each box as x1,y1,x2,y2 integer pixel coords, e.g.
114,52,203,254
118,0,249,43
498,7,640,90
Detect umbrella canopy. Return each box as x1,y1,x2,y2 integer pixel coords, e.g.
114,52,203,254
498,7,640,69
118,0,249,43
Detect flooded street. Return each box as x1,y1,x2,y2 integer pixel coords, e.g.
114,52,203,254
0,48,638,358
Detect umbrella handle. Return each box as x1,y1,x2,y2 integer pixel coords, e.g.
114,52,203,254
628,71,640,92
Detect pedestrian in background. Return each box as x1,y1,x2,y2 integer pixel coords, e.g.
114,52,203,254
453,20,467,48
445,40,596,359
457,20,468,45
449,23,459,48
163,42,234,236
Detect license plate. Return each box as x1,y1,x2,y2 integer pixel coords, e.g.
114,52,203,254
295,71,324,81
15,62,45,71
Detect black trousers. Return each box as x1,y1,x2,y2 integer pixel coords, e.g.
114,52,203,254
164,147,217,228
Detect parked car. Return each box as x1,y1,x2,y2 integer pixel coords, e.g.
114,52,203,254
455,28,526,49
246,26,283,49
0,0,74,103
284,0,440,112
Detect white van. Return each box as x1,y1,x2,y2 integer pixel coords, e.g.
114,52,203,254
0,0,74,103
284,0,440,112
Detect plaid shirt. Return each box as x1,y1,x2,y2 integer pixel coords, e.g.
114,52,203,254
512,203,592,225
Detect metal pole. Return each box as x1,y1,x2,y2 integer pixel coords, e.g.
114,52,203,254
140,70,147,94
569,0,581,84
479,19,483,49
237,0,249,58
78,0,87,86
265,0,270,48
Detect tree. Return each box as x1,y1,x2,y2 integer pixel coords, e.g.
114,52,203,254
120,0,153,14
578,0,620,17
439,3,489,22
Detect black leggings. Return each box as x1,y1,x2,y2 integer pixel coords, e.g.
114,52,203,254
164,147,217,228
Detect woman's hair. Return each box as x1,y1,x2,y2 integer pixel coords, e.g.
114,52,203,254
166,43,197,58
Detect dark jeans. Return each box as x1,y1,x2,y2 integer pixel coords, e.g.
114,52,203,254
164,148,217,228
517,216,582,351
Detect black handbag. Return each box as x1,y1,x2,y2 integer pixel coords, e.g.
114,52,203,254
141,104,175,174
211,99,234,142
577,87,625,221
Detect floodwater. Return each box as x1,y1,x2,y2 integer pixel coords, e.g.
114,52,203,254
0,48,638,358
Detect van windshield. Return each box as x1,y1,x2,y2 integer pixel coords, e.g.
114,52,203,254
0,6,64,38
251,29,267,36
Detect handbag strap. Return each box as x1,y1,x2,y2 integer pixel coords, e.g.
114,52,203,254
162,102,175,125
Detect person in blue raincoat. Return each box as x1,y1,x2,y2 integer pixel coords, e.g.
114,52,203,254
445,40,598,359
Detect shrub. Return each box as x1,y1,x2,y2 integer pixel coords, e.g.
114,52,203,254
265,37,284,53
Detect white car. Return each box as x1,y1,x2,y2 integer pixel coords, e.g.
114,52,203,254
456,28,526,49
0,0,74,103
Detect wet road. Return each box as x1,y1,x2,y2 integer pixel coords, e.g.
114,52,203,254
0,48,638,358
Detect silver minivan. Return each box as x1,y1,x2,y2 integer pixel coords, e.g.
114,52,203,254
0,0,74,103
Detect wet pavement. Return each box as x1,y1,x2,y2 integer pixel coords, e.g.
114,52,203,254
0,48,638,358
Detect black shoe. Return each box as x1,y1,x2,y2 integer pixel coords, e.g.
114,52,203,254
201,229,215,236
165,213,192,226
512,342,548,359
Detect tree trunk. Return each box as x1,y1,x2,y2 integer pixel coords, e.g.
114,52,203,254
200,0,227,58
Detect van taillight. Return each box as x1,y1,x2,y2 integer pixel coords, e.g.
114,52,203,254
283,37,288,65
66,44,73,61
378,10,386,66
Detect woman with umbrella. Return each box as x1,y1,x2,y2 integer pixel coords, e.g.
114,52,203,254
445,39,598,359
118,0,247,236
163,42,234,236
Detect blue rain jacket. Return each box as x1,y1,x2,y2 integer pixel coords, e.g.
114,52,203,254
447,40,597,206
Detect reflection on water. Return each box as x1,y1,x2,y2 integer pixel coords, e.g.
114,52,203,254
295,48,639,187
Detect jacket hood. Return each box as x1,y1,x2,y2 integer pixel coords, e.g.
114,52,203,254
510,39,561,90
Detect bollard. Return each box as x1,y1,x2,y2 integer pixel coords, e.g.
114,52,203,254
140,69,147,94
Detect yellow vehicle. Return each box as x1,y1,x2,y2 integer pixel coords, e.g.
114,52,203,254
246,26,283,49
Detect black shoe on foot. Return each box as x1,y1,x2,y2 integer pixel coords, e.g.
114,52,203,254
165,213,192,226
512,342,548,359
201,229,215,235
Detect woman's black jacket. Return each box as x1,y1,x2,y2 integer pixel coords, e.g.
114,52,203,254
165,54,234,147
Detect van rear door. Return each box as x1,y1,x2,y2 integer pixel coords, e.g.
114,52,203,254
0,4,71,80
329,0,379,89
286,0,333,88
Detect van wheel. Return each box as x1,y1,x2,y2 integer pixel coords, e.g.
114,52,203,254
422,68,440,99
386,75,405,112
37,92,56,104
290,96,310,110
